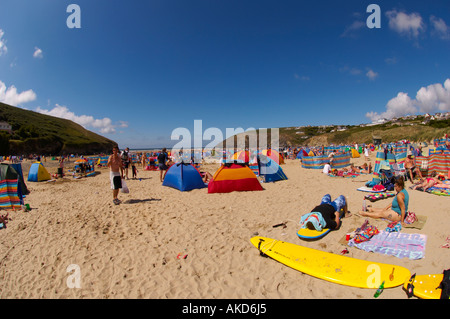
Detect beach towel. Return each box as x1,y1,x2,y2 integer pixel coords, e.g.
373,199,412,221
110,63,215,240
353,225,379,243
357,186,387,193
348,231,427,260
364,192,395,202
0,178,21,209
428,181,450,196
299,212,326,231
385,221,402,232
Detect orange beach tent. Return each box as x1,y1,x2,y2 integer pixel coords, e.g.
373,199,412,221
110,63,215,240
208,163,263,193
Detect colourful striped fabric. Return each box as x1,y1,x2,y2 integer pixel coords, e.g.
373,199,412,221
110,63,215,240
97,156,108,166
429,149,450,155
249,163,259,176
0,179,21,209
434,138,450,147
393,144,407,155
395,151,407,164
208,163,263,193
415,154,450,176
301,153,351,169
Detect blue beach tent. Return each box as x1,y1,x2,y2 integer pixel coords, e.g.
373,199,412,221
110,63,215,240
162,162,207,192
27,162,51,182
257,155,288,182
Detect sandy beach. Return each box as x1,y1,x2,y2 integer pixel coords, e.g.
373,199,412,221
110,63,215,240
0,150,449,299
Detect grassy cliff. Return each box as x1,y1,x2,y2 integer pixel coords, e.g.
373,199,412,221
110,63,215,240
0,102,117,155
219,116,449,148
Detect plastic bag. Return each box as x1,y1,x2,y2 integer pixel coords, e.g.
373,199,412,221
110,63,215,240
121,179,129,193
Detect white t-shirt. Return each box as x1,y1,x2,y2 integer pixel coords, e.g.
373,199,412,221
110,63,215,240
323,164,332,174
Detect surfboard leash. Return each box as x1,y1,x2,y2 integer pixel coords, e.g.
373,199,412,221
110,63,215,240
257,238,277,258
257,239,269,258
405,273,416,298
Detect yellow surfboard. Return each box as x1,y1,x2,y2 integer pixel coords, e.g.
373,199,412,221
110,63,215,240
404,274,443,299
251,236,411,289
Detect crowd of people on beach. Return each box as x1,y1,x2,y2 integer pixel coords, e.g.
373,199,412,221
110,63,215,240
34,135,438,208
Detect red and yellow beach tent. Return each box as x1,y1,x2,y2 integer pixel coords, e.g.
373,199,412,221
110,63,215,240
262,149,284,165
208,163,263,193
231,150,251,163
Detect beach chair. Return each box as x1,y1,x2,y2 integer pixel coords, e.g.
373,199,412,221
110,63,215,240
419,159,429,177
392,162,408,181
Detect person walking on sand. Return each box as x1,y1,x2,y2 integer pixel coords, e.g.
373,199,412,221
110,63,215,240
158,148,169,182
107,146,124,205
141,153,146,170
121,147,131,180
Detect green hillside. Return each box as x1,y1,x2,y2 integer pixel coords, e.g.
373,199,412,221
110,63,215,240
219,116,450,148
0,102,118,155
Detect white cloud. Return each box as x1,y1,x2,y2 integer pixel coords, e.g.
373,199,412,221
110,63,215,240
366,92,417,121
340,20,366,38
415,79,450,113
384,57,398,65
0,80,37,106
118,121,129,128
33,47,43,58
430,16,450,40
0,29,7,56
366,79,450,122
386,10,425,38
35,104,125,135
339,66,362,76
294,74,310,81
366,69,378,81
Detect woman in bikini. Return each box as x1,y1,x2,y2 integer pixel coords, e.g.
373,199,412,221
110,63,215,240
412,171,440,191
360,176,409,224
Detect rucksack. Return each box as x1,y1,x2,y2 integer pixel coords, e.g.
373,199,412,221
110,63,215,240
437,269,450,299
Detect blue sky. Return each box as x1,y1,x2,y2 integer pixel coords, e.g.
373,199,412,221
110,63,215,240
0,0,449,149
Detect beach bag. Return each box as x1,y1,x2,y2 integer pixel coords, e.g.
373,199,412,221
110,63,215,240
405,211,418,224
121,179,129,193
383,181,395,191
437,269,450,299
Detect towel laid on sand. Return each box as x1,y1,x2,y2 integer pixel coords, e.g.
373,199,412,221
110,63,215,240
364,192,395,202
348,230,427,260
299,212,326,231
403,214,427,230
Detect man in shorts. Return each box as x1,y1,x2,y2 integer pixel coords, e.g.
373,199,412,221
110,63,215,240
107,146,124,205
302,194,350,231
404,154,422,182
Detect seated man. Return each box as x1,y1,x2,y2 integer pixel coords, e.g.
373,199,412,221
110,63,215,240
300,194,350,231
404,154,422,182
